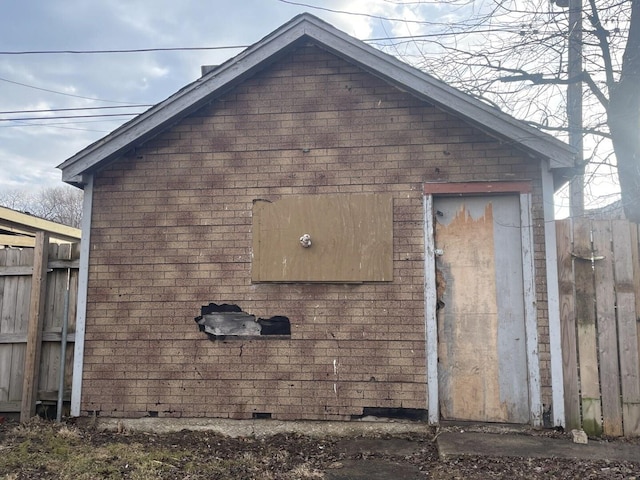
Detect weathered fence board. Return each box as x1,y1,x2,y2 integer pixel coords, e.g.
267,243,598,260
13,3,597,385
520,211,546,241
0,247,33,411
592,221,623,436
612,221,640,436
556,219,581,430
573,218,603,435
0,242,79,416
21,232,49,421
558,218,640,436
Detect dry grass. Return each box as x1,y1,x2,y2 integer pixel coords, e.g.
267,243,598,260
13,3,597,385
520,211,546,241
0,419,336,479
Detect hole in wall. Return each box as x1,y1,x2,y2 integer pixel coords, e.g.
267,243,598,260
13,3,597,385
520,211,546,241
351,407,428,422
252,412,272,419
195,303,291,340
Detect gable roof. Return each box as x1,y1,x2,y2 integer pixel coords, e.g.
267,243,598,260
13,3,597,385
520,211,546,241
58,13,577,186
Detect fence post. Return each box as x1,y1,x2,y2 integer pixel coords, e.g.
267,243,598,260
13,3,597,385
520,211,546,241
20,231,49,422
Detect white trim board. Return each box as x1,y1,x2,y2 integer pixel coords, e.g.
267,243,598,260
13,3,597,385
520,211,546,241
542,162,566,427
520,192,543,426
70,175,94,417
423,194,439,424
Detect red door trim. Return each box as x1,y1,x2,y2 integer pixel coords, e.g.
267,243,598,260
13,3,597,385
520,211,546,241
424,181,532,195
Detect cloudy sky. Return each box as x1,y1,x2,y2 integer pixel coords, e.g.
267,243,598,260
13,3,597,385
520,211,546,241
0,0,446,194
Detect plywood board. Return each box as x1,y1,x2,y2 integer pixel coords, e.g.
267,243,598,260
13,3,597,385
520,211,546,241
252,194,392,282
435,195,528,423
592,221,623,436
556,219,581,430
436,200,499,421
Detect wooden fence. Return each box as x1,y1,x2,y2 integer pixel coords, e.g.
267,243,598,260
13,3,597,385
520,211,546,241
0,236,79,418
557,218,640,436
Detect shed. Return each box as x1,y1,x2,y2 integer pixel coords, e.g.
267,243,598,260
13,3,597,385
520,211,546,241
58,14,577,426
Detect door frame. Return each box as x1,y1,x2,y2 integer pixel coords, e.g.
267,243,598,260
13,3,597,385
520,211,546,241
423,182,542,426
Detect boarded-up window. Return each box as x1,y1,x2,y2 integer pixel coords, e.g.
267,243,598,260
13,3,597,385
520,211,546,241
252,194,393,282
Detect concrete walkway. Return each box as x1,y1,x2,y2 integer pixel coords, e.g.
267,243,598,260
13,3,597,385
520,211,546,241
437,431,640,463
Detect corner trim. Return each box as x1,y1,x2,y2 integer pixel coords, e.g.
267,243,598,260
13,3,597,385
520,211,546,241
542,162,566,427
520,192,543,426
423,194,439,424
70,175,93,417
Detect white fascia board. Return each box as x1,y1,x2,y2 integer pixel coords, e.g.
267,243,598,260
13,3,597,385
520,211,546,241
59,14,575,182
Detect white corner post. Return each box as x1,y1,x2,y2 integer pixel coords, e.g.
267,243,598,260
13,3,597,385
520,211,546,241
423,193,439,424
541,162,566,427
71,174,94,417
520,192,543,426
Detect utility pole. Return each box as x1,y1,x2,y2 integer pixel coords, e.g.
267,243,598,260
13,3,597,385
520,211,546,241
567,0,584,217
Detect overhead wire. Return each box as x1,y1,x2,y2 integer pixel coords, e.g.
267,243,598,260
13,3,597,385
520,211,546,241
0,105,152,114
0,45,249,55
0,76,135,104
0,113,142,122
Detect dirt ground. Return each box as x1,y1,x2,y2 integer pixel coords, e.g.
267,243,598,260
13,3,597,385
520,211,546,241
0,417,639,479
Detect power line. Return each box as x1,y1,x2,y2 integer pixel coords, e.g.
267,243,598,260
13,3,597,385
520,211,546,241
276,0,448,25
0,76,134,104
0,113,140,122
0,105,151,115
0,121,110,132
0,45,249,55
0,32,535,58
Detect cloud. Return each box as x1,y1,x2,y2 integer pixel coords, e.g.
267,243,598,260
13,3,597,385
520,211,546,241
0,0,432,192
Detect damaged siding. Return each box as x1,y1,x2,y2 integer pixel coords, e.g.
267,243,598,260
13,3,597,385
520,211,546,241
82,45,549,420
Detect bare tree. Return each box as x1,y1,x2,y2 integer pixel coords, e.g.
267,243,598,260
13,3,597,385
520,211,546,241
374,0,639,221
0,185,83,228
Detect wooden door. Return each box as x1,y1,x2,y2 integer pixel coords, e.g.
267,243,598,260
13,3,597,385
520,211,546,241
435,195,529,423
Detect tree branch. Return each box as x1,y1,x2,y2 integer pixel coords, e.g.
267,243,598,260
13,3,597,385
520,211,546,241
523,119,611,139
587,0,616,90
581,70,610,109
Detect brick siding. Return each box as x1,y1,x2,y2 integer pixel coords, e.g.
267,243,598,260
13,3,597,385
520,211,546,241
82,44,550,420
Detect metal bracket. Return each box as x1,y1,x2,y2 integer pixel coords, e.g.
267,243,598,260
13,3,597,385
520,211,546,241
571,252,605,261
